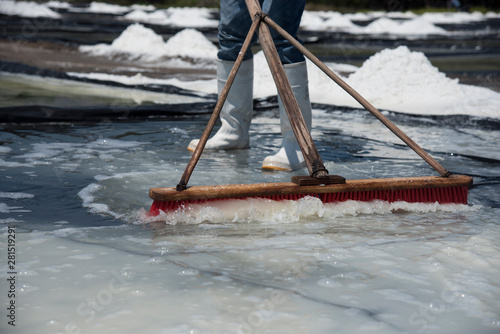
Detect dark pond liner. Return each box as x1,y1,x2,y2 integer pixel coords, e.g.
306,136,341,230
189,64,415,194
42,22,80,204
0,103,215,123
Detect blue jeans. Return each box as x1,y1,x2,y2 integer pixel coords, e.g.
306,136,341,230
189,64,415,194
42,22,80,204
218,0,306,64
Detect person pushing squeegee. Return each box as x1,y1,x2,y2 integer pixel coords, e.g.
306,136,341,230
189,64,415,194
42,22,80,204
148,0,472,215
188,0,312,172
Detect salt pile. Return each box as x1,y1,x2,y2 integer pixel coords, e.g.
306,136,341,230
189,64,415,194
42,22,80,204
123,9,169,25
3,0,500,34
300,11,360,32
0,0,61,18
420,11,486,24
86,1,130,14
308,46,500,117
79,23,218,61
299,10,448,36
45,1,71,9
123,7,218,28
363,17,448,36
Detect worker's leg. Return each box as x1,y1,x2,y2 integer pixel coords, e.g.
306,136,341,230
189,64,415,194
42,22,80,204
262,0,312,170
262,61,311,170
188,0,254,151
188,58,253,151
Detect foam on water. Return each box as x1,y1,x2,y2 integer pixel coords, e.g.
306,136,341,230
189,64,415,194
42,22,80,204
78,183,122,219
139,196,479,226
0,191,35,199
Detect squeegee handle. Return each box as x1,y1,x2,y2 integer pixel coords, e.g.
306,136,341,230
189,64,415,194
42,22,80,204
176,16,261,191
245,0,329,179
263,16,451,178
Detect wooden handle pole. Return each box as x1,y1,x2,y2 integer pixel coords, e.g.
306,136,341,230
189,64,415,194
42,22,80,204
264,16,450,178
245,0,328,178
176,16,261,191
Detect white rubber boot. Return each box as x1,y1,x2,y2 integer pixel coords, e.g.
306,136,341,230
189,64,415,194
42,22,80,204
188,59,253,151
262,61,312,171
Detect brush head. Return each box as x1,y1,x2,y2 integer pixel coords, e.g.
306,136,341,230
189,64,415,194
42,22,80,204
148,175,472,216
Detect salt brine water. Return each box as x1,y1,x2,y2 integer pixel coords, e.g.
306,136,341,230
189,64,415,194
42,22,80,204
1,2,500,334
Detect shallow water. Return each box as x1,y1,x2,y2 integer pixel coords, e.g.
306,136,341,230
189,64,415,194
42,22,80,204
1,104,500,334
1,3,500,334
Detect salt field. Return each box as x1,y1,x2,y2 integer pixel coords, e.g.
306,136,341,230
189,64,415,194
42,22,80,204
1,1,500,333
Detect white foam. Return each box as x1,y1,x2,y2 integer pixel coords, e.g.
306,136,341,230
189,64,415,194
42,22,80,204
87,138,145,149
5,137,147,171
0,158,33,168
78,183,124,219
0,218,23,224
0,191,35,199
146,196,478,226
0,202,30,213
94,171,147,182
17,142,75,160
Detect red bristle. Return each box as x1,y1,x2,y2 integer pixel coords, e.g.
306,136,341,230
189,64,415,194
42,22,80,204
317,186,468,205
148,186,469,216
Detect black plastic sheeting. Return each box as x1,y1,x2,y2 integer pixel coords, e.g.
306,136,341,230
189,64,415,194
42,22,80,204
0,103,218,122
